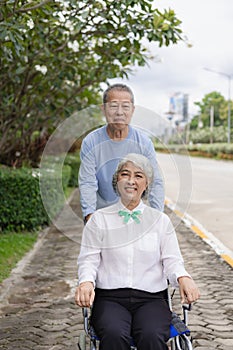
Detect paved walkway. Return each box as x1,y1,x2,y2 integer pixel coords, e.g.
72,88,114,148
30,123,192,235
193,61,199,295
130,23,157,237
0,190,232,350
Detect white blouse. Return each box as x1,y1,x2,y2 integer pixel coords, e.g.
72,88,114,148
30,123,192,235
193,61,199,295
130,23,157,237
78,200,190,293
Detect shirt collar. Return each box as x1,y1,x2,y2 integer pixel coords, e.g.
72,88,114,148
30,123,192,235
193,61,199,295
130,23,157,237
117,199,145,213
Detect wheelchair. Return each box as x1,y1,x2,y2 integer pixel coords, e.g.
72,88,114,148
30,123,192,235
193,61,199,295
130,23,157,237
78,288,194,350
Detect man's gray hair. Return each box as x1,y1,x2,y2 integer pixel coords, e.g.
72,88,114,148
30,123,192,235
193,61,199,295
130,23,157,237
103,84,134,104
112,153,154,198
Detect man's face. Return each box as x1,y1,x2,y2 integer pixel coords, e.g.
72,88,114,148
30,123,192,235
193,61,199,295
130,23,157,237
102,90,135,130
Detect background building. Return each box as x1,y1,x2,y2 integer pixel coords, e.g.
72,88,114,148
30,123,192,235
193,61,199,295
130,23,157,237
169,92,189,123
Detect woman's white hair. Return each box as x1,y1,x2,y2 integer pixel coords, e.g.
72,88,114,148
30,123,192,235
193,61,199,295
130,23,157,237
112,153,154,198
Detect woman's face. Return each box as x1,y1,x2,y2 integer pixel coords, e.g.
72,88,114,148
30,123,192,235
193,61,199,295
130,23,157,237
117,161,148,206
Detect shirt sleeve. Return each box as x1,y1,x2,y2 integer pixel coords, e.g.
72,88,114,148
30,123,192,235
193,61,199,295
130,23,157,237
77,215,102,286
144,139,165,211
160,216,191,288
78,137,98,218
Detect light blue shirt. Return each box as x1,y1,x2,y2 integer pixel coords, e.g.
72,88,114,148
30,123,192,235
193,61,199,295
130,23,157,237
78,125,164,217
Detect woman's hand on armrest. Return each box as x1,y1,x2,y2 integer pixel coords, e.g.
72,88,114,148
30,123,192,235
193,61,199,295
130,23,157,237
178,276,200,304
75,281,95,307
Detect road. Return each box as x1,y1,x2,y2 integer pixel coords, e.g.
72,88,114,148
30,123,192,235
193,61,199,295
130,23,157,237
157,152,233,253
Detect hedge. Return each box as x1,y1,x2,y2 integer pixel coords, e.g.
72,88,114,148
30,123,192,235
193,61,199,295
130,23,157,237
0,165,71,232
154,142,233,160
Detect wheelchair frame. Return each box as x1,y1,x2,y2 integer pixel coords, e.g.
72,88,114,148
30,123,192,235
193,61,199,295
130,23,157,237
78,289,194,350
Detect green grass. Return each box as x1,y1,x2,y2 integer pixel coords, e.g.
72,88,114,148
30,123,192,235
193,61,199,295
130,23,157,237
0,232,38,283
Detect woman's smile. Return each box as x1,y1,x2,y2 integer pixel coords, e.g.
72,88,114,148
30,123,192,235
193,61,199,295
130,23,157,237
124,185,137,193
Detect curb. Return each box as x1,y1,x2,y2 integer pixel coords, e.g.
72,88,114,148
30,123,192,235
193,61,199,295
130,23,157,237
165,197,233,269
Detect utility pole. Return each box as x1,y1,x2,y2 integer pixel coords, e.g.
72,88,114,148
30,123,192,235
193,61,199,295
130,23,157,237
210,105,214,143
204,67,233,143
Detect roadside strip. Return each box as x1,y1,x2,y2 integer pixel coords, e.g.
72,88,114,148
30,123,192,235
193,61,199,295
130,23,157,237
165,198,233,269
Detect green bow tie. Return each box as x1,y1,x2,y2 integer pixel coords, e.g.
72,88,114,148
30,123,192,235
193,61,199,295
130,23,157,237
118,210,141,224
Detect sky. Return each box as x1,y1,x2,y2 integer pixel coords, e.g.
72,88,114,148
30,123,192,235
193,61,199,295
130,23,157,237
109,0,233,119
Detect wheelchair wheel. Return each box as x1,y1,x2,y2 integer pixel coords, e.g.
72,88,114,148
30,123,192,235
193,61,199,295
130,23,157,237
169,338,176,350
78,331,86,350
90,338,98,350
175,334,193,350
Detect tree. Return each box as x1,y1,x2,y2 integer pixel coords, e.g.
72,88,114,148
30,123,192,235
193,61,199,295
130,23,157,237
191,91,228,129
0,0,184,166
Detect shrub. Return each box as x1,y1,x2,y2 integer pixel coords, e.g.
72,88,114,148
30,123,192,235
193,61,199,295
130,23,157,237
189,126,228,144
0,165,71,232
154,142,233,160
64,152,80,187
169,126,230,144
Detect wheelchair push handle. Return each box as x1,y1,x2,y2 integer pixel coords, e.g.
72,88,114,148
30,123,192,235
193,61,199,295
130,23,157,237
182,303,192,311
182,303,192,326
82,307,90,335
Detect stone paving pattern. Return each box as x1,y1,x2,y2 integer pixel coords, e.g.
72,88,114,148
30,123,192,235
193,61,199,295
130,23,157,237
0,190,232,349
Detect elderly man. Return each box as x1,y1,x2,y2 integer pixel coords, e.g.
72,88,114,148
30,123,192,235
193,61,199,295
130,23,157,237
78,83,164,223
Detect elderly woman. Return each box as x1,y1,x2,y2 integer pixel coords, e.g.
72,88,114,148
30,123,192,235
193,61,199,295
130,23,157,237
75,153,200,350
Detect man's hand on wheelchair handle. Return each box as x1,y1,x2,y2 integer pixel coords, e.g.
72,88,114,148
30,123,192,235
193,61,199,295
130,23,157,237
75,281,95,307
178,276,200,304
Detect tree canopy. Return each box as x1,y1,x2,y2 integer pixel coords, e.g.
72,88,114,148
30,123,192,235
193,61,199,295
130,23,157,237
0,0,184,166
191,91,232,129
